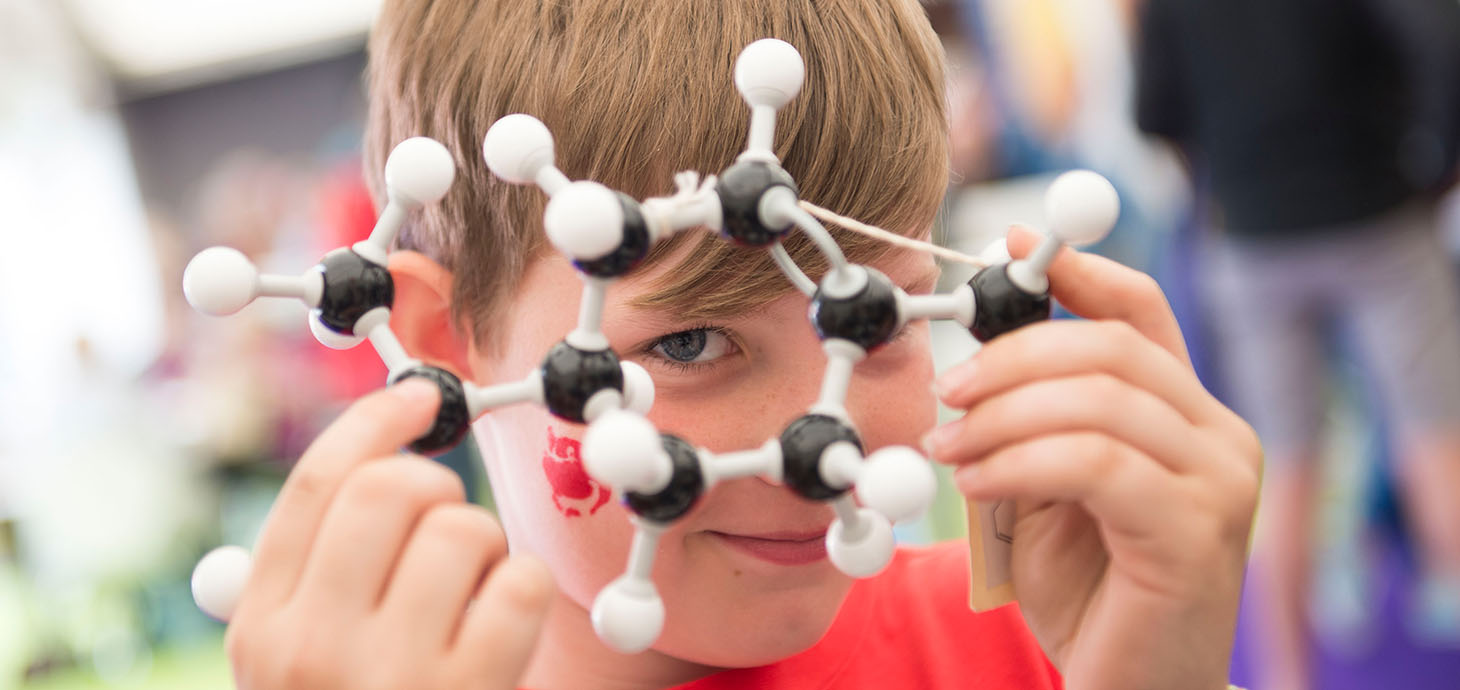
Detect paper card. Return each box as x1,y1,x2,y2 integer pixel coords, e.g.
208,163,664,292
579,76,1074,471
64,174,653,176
966,497,1017,611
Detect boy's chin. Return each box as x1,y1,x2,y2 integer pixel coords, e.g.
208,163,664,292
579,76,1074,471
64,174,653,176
656,575,853,668
661,618,838,669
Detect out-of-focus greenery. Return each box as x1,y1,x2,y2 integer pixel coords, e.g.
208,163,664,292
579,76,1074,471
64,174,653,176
19,638,229,690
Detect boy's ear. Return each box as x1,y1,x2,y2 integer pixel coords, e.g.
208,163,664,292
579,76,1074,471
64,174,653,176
387,250,476,379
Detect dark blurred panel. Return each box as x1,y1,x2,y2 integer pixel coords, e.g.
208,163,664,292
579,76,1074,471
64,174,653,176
119,50,366,216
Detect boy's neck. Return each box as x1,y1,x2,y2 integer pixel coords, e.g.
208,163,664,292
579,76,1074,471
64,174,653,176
521,591,722,690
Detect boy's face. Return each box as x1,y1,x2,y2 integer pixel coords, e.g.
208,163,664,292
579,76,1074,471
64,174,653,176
465,242,939,666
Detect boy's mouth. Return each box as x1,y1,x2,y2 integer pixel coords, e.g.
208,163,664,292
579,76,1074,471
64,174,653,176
705,529,829,566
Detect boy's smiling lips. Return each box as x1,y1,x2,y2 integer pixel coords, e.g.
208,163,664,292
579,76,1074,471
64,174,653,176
704,528,830,566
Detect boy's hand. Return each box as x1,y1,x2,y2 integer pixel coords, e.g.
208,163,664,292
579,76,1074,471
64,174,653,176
223,379,555,690
928,227,1260,690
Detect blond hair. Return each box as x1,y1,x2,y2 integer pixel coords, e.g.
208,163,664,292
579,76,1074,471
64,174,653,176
365,0,948,349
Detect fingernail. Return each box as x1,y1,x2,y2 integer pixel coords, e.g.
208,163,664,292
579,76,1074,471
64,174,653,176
953,463,981,493
934,359,979,401
920,420,961,456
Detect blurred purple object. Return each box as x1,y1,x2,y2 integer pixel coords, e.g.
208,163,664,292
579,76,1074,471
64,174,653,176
1230,536,1460,689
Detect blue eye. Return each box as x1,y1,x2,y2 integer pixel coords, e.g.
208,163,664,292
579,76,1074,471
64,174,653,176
656,329,707,362
648,326,735,367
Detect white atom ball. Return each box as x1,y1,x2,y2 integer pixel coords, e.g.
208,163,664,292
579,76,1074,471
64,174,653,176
591,578,665,654
309,312,366,350
583,409,670,493
1044,170,1120,247
483,114,556,185
857,447,937,523
826,508,895,578
183,247,259,315
543,181,624,260
734,38,805,109
192,545,253,622
978,237,1011,264
385,137,456,205
620,360,656,415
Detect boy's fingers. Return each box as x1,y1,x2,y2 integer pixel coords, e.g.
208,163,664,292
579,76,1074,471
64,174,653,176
936,318,1235,432
244,379,441,607
953,431,1181,537
1006,226,1192,366
454,554,556,690
290,456,466,614
377,503,508,651
928,374,1203,475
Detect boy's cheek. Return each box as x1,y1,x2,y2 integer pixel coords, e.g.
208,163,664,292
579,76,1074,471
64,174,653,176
852,356,939,448
539,425,612,518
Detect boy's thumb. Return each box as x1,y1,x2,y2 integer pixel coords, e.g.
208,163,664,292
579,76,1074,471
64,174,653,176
1004,224,1040,259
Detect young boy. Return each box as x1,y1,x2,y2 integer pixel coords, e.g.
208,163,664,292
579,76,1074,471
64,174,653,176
219,1,1261,688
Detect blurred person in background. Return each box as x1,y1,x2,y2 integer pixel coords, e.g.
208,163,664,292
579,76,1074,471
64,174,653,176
180,152,303,464
180,150,355,464
931,0,1188,275
1135,0,1460,688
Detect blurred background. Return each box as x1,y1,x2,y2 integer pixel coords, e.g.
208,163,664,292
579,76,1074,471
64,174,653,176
0,0,1456,688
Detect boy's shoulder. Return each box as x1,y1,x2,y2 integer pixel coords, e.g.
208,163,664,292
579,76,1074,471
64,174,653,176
674,541,1062,690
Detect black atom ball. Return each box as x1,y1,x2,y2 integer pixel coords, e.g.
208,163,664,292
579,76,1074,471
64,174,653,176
625,434,705,523
574,193,650,278
540,342,624,424
393,365,470,456
715,160,799,247
779,414,862,501
313,248,393,335
967,263,1051,342
809,268,900,351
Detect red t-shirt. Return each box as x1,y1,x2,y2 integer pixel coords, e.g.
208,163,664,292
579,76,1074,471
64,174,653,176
583,541,1064,690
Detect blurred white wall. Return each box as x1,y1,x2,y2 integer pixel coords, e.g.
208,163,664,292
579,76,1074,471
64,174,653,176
60,0,381,94
0,0,162,515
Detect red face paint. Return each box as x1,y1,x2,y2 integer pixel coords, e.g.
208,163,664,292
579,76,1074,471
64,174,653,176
542,426,611,517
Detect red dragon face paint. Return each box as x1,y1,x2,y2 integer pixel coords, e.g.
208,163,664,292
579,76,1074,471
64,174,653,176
542,425,611,517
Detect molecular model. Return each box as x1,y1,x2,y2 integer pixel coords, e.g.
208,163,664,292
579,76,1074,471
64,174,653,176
186,39,1118,654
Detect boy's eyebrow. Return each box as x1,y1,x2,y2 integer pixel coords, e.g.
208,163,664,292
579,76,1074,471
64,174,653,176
630,222,949,324
625,285,783,323
628,261,946,326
